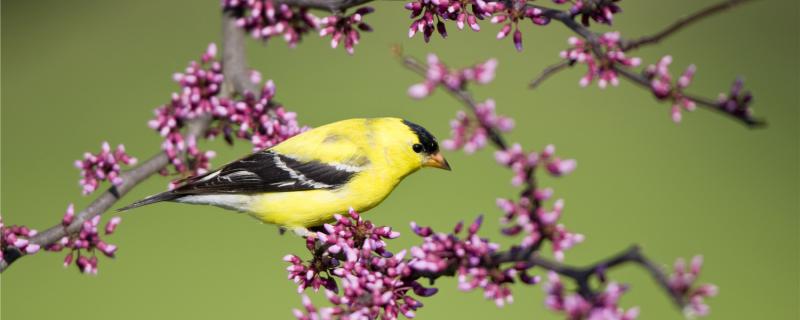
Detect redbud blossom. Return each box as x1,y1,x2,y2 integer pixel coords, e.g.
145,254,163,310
222,0,319,48
544,272,639,320
318,7,374,54
0,217,40,260
407,54,497,99
150,43,222,176
669,256,718,318
561,32,641,88
210,80,305,151
561,0,622,26
287,210,432,319
75,142,138,195
644,56,697,123
716,77,756,123
443,99,514,153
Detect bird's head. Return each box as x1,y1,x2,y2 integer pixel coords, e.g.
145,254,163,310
399,119,451,171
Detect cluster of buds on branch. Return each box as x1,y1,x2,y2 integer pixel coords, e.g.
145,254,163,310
1,217,41,261
561,32,641,88
45,205,122,274
644,55,697,123
407,54,497,99
222,0,374,54
1,206,122,275
288,210,434,319
75,142,138,195
150,43,304,186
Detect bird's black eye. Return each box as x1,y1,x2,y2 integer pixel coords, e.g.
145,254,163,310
412,143,424,153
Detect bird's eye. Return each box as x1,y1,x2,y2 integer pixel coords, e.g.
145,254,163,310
412,143,424,153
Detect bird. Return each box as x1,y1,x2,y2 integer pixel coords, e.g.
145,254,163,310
118,118,451,235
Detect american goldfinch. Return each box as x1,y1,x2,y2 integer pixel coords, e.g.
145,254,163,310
119,118,450,234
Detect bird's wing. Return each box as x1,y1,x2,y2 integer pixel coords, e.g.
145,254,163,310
173,149,364,195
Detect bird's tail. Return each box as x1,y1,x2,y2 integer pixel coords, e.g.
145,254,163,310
116,191,182,212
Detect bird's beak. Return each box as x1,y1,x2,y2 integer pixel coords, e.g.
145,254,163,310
424,152,451,171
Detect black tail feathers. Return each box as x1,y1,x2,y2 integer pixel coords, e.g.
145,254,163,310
116,191,181,212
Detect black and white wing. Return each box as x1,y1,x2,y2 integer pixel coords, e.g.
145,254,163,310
175,150,362,194
116,150,364,211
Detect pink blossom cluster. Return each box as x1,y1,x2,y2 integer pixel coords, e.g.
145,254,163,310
442,99,514,153
490,1,550,51
495,143,577,186
497,196,583,262
318,7,374,55
223,0,374,53
150,43,222,176
409,216,539,306
716,78,755,122
210,80,305,151
405,0,549,50
222,0,319,48
554,0,622,26
544,272,640,320
408,54,497,99
669,256,718,318
0,216,41,263
288,209,434,320
644,55,697,123
560,32,641,88
42,204,122,274
75,142,138,195
150,43,303,183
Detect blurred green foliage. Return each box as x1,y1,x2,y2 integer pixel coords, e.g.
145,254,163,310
1,0,797,319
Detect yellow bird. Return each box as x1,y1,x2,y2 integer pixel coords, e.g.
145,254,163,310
119,118,450,234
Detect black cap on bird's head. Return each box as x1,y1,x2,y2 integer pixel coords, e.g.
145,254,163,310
403,119,451,171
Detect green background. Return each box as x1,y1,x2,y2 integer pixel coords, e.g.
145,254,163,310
1,0,798,319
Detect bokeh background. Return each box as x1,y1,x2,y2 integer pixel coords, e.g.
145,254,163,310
2,0,798,319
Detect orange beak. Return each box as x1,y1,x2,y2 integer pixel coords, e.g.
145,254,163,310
424,152,451,171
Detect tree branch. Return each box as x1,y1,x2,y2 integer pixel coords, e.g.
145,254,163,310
0,13,256,273
622,0,755,51
614,65,765,127
277,0,373,12
529,60,571,89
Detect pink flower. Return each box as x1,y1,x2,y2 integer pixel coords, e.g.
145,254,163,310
285,209,433,319
210,80,306,152
669,256,718,318
644,56,697,123
408,54,497,99
151,43,222,176
318,7,374,54
222,0,320,48
443,99,513,153
716,77,755,123
74,142,138,195
561,32,640,88
544,272,639,320
561,0,622,26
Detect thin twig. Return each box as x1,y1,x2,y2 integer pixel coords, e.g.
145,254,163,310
622,0,755,51
0,13,258,273
614,65,765,127
529,60,571,89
